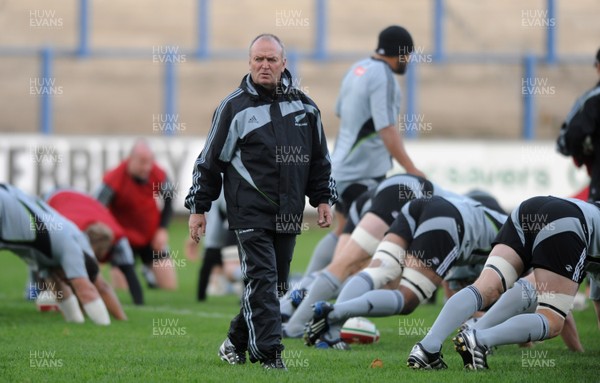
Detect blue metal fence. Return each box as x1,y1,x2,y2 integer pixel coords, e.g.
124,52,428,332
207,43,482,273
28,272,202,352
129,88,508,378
77,0,90,58
1,0,591,139
40,47,54,135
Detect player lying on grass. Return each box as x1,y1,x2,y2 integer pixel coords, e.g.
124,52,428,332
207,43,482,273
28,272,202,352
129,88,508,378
46,188,144,305
303,192,507,349
0,183,126,325
409,195,600,370
282,173,461,337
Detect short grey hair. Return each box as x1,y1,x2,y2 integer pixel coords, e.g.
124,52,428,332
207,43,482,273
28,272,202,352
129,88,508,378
249,33,286,58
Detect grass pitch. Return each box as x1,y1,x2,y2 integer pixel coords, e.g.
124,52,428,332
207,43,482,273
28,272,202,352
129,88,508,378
1,217,599,382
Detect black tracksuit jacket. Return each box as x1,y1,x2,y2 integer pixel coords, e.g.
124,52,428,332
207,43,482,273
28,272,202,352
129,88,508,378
185,69,337,233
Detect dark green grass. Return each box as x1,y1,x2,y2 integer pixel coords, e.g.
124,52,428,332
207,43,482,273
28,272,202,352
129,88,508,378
1,217,599,382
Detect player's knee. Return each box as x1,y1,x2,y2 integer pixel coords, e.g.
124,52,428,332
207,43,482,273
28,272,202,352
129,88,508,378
537,292,574,338
362,241,405,289
548,319,564,338
159,280,178,291
399,292,420,315
536,310,564,338
155,269,178,290
328,252,360,279
474,282,503,307
399,268,437,304
478,256,519,304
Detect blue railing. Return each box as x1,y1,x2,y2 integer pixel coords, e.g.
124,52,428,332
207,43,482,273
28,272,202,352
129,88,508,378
77,0,90,58
40,47,54,135
1,0,591,139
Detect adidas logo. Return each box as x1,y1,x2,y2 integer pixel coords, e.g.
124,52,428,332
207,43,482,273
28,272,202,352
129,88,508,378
248,115,259,124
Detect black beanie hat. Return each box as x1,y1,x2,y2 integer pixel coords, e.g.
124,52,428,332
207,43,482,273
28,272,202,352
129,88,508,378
375,25,414,57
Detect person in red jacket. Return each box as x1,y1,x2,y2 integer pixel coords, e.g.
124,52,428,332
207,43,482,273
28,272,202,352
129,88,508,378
97,139,177,290
46,188,144,304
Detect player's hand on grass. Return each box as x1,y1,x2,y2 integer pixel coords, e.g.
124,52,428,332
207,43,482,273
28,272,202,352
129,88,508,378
189,213,206,243
317,203,332,228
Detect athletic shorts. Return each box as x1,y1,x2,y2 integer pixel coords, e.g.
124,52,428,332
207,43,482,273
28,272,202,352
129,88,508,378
493,196,589,284
342,176,433,233
334,177,383,216
388,196,464,278
369,181,433,227
342,189,375,234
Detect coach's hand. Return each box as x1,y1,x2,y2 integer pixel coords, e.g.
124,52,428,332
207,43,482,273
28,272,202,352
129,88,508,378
317,203,332,228
189,213,206,243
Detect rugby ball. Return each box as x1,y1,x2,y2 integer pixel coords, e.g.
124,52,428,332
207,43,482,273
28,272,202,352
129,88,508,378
35,291,60,312
340,317,380,344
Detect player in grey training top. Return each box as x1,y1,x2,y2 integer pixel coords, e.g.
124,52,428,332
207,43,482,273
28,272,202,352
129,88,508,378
306,26,427,311
282,174,459,337
332,26,425,193
0,183,122,325
304,193,507,349
410,195,600,370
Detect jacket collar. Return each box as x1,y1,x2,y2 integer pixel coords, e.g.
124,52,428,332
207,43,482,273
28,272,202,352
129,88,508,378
240,69,296,101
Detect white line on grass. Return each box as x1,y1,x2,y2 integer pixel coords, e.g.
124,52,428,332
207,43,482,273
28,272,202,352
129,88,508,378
129,305,232,319
4,300,233,320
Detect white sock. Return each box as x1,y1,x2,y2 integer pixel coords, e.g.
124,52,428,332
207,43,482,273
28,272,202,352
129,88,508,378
58,295,85,323
83,298,111,325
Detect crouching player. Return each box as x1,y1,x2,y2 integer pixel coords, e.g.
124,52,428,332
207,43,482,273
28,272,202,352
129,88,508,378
283,173,459,337
0,183,125,325
410,195,600,370
46,188,144,305
304,192,507,350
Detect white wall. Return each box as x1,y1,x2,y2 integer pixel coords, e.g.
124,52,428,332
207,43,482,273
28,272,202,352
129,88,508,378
0,135,590,213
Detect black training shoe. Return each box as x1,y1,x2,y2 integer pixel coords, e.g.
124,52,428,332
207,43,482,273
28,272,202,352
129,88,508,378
218,338,246,365
453,329,489,370
262,358,287,371
303,301,334,346
406,343,448,370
